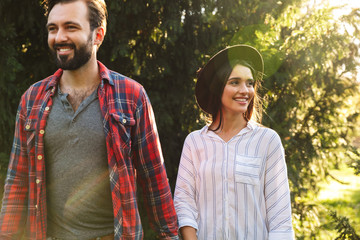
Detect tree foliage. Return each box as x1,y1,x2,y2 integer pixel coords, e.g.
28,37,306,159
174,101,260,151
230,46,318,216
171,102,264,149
0,0,360,239
238,3,360,237
330,211,360,240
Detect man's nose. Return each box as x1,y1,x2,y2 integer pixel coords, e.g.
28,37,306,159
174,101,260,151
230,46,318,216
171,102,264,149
54,28,68,42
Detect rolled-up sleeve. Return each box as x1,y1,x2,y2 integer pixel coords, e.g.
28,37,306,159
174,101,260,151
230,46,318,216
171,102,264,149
174,135,199,231
264,133,294,240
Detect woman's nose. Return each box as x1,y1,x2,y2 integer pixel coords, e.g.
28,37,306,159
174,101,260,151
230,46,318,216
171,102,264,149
237,82,249,93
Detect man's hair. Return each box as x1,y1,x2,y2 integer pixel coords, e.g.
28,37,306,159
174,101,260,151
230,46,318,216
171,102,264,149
43,0,107,33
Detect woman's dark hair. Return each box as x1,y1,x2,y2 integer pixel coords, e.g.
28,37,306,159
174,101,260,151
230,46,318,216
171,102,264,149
43,0,107,34
208,59,263,132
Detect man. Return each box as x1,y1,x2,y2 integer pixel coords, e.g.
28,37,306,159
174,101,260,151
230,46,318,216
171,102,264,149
0,0,179,239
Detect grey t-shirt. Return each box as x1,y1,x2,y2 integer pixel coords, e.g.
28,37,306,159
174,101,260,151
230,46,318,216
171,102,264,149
44,87,114,239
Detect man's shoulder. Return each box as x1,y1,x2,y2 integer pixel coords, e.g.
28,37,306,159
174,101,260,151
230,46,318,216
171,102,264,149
105,69,148,103
107,69,143,89
98,62,144,91
22,73,57,97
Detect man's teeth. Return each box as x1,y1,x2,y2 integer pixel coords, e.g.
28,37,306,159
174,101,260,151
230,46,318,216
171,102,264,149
59,48,71,52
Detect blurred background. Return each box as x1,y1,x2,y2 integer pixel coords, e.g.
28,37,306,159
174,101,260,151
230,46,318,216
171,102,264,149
1,0,359,239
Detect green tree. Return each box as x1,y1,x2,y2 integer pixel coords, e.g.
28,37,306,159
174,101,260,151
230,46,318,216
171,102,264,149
230,2,360,238
330,211,360,240
0,0,51,169
1,0,360,239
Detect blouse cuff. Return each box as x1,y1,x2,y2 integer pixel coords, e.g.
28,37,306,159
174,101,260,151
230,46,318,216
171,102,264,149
269,231,295,240
178,218,198,231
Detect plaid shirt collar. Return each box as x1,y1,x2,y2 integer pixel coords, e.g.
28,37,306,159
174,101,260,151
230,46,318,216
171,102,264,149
44,61,113,92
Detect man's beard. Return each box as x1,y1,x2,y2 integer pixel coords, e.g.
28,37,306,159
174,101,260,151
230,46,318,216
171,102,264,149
51,35,93,70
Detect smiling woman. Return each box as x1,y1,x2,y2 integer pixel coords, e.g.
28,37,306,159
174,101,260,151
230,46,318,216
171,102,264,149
221,65,255,117
174,45,295,240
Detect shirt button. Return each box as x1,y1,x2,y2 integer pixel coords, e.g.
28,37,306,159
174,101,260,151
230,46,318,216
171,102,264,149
37,155,43,160
25,125,30,130
122,119,127,124
35,204,38,209
45,106,50,111
39,130,45,135
36,179,40,184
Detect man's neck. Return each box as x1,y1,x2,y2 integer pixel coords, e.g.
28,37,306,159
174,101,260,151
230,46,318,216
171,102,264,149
59,57,101,111
60,58,100,90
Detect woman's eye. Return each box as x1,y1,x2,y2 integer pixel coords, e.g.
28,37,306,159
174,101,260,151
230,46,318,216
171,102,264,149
229,80,238,85
247,80,255,86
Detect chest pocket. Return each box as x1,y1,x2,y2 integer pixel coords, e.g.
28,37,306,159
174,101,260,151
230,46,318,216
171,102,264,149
234,155,262,185
109,112,135,148
24,118,38,154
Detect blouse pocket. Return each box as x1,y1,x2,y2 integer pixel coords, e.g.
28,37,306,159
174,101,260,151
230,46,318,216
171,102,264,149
234,155,262,185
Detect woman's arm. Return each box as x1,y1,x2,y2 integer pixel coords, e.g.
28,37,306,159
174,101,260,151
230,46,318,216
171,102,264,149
180,226,197,240
174,134,199,239
264,132,294,240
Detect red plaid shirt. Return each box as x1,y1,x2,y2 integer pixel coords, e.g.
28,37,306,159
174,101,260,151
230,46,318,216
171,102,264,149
0,62,179,240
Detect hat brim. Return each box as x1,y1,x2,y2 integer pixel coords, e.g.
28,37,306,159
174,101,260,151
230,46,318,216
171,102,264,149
195,44,264,115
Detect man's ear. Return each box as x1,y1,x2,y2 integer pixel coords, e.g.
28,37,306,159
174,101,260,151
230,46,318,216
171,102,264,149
94,26,105,47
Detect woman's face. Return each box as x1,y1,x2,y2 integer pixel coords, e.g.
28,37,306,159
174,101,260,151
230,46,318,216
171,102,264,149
221,64,255,116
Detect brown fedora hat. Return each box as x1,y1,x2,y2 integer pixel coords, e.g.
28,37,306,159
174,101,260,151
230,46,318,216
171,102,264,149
195,44,264,115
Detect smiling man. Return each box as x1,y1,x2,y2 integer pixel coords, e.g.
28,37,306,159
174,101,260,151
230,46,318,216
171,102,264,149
0,0,179,239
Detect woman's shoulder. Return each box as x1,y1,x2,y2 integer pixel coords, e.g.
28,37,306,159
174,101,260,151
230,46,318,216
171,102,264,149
185,125,208,139
251,122,282,141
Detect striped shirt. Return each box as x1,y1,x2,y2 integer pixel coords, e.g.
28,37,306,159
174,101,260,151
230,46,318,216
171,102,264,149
174,121,294,240
0,61,178,240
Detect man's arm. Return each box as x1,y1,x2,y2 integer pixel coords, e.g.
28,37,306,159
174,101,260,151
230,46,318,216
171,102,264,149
0,97,29,239
132,88,178,239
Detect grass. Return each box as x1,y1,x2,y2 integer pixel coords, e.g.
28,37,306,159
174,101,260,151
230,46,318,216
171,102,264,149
316,164,360,239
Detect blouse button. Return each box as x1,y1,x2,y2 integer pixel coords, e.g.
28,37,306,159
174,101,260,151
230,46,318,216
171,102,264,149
36,179,40,184
122,119,127,124
39,130,45,135
37,155,43,160
45,106,50,111
25,125,30,130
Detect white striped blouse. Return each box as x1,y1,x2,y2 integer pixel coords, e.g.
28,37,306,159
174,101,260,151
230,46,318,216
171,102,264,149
174,121,294,240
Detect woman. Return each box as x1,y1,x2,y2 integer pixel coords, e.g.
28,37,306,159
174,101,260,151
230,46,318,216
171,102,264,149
174,45,294,240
